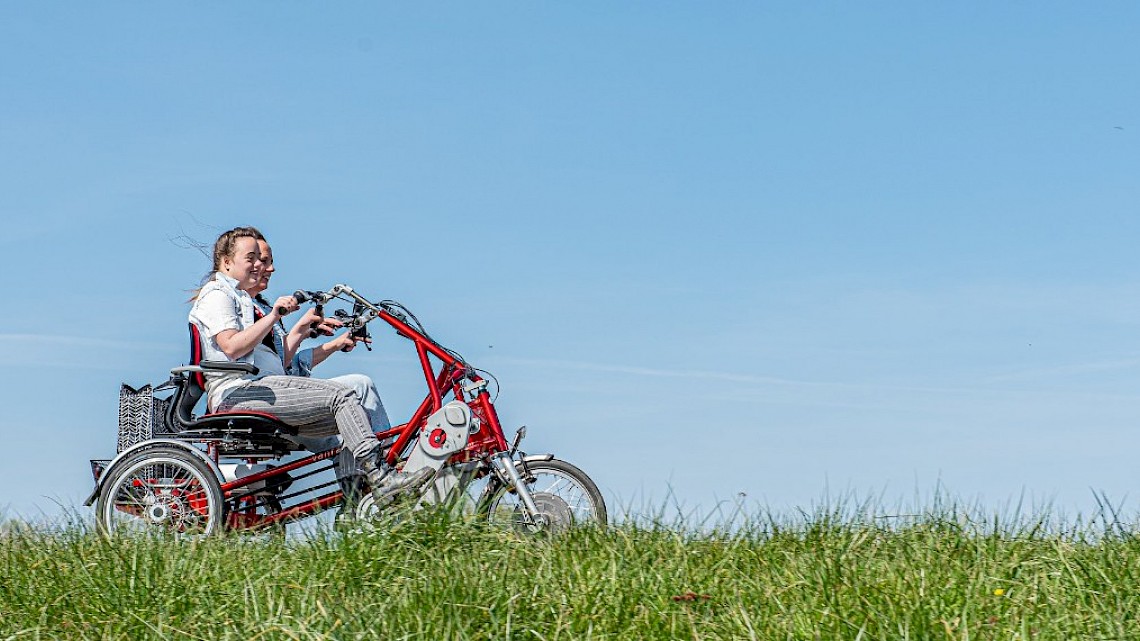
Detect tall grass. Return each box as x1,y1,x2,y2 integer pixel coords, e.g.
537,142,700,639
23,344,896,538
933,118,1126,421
3,500,1140,640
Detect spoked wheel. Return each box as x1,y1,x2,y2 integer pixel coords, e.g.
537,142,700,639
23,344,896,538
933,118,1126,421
479,458,607,535
96,446,224,537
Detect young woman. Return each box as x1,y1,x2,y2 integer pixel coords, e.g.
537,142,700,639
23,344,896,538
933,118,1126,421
187,227,427,504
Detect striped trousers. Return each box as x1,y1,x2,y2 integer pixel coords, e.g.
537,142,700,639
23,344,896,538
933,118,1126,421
214,375,379,461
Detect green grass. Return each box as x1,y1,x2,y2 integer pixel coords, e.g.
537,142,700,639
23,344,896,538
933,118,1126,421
3,503,1140,640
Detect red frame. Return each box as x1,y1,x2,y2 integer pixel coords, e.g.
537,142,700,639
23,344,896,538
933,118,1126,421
208,306,512,530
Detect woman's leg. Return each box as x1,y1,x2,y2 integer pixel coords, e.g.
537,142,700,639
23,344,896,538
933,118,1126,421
217,376,429,503
216,376,378,459
318,374,390,490
326,373,391,431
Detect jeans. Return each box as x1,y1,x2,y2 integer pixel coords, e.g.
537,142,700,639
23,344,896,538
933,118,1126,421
275,373,392,486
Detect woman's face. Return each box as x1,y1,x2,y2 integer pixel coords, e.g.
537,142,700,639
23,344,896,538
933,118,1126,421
251,240,275,296
221,236,263,291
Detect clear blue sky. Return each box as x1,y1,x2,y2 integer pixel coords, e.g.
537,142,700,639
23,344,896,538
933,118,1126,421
2,3,1139,522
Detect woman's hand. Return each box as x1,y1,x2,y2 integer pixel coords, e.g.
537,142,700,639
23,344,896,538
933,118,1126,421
313,316,343,336
307,328,374,368
290,308,341,338
327,331,362,353
272,295,300,318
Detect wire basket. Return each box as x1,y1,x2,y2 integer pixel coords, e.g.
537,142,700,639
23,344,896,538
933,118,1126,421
117,383,171,453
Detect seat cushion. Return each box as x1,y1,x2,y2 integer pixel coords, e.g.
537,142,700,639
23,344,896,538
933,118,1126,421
180,411,298,437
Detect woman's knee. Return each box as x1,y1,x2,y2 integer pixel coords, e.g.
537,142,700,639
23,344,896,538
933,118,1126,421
328,385,361,409
330,374,376,397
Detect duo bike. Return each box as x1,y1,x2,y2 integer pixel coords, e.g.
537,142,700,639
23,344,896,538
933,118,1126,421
85,284,606,536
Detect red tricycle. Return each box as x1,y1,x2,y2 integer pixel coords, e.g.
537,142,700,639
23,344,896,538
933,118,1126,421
85,284,606,535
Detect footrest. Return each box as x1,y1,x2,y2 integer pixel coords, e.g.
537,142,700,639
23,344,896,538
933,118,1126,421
90,459,111,482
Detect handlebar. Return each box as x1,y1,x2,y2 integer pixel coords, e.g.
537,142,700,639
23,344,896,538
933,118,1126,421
291,290,326,338
296,283,475,374
305,285,378,352
292,289,334,305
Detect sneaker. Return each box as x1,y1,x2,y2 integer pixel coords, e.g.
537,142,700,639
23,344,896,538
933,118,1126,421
367,467,435,506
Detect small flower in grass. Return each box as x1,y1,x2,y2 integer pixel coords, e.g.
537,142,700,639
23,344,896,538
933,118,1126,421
993,588,1006,597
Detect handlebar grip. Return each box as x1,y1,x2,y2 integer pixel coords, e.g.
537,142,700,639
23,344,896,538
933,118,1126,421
308,303,324,338
277,291,307,316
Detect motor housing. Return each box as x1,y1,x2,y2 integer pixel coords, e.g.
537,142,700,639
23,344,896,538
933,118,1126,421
402,400,472,476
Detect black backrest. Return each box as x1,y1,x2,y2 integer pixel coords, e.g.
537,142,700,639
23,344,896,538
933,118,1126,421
163,322,209,430
172,376,205,428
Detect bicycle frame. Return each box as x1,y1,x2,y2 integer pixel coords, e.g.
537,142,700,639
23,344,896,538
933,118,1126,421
215,286,513,530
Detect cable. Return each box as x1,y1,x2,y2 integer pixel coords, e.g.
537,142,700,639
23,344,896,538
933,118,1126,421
474,368,501,402
326,294,499,394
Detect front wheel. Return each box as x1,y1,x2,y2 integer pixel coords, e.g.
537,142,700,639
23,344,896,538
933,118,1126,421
95,445,224,537
478,458,607,534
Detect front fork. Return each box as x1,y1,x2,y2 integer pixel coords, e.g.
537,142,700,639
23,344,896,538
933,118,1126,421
489,451,542,525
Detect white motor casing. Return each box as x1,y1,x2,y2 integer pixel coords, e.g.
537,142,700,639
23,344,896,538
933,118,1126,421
402,400,472,475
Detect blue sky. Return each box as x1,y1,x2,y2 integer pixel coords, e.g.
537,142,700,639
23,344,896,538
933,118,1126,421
2,3,1139,522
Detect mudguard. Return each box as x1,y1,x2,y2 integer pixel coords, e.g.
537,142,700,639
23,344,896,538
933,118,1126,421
82,439,225,507
490,453,555,485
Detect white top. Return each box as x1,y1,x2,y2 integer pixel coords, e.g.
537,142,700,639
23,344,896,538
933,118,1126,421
188,272,285,407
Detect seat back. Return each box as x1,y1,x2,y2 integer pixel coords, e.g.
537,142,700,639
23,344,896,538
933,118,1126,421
168,374,205,430
162,322,208,431
188,322,207,389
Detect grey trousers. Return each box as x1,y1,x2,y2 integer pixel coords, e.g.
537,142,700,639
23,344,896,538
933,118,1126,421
215,375,379,461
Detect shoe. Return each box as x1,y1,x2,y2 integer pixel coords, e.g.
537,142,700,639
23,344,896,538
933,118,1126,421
366,466,435,506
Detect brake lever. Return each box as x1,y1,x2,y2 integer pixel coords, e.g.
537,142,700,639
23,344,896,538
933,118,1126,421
334,308,372,352
345,325,372,352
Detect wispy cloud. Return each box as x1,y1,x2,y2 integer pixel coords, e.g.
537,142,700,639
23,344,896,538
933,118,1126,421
982,356,1140,383
0,334,175,352
497,356,826,387
494,355,1140,407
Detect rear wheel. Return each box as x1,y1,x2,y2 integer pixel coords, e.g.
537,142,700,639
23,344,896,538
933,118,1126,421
479,458,606,534
96,446,224,537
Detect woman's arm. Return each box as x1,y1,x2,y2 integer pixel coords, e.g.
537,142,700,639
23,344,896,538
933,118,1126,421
307,331,367,368
283,308,330,366
208,293,299,360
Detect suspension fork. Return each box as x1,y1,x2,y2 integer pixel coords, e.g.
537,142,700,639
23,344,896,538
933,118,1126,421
489,452,542,525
